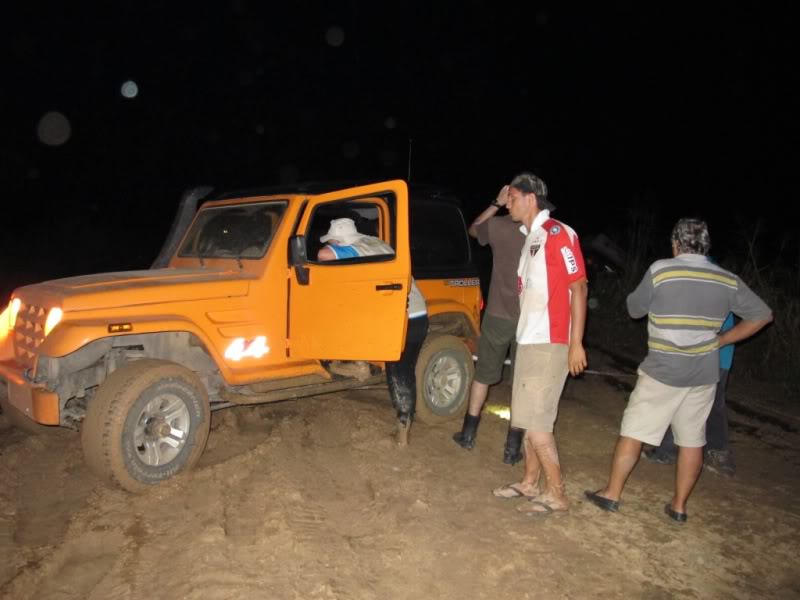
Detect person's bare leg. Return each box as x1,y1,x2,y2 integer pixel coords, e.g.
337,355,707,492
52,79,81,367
532,431,569,510
598,436,642,501
520,431,542,488
519,431,568,512
671,446,703,514
468,381,489,416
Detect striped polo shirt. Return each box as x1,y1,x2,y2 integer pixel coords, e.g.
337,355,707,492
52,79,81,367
627,253,772,387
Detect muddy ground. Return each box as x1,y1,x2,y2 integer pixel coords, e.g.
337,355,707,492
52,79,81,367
1,347,798,599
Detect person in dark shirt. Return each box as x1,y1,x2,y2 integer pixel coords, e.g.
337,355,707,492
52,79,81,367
452,184,527,464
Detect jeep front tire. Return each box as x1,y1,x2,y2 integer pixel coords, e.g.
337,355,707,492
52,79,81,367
82,359,210,492
414,334,473,424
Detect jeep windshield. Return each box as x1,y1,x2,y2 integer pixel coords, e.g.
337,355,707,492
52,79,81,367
178,201,287,259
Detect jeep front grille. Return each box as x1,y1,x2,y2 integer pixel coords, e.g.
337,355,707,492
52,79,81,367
14,302,46,368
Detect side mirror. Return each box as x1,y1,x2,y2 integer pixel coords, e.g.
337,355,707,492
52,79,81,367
289,235,310,285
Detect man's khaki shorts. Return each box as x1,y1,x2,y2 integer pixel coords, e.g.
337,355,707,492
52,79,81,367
620,370,717,447
510,344,569,432
474,314,518,385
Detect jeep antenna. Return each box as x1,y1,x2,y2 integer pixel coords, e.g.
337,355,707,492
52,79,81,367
407,138,412,183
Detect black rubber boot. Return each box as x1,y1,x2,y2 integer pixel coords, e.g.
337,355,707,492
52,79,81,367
396,411,413,446
503,426,524,465
452,414,481,450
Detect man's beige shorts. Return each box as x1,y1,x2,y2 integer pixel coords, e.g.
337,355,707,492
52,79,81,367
620,370,717,447
511,344,569,432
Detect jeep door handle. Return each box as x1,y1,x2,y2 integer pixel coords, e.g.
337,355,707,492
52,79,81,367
375,283,403,291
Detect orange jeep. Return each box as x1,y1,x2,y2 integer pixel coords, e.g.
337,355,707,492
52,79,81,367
0,180,480,491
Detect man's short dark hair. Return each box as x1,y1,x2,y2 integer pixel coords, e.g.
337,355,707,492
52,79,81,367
671,218,711,256
510,172,555,211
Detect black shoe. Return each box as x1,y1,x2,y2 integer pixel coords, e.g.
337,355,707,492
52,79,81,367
664,503,688,524
452,414,480,450
584,490,619,513
502,427,524,465
642,448,677,465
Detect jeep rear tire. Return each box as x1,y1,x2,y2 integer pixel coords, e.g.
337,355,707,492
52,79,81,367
82,359,210,492
414,334,473,424
0,382,55,435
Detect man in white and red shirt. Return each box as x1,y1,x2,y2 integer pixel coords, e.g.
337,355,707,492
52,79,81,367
492,172,588,515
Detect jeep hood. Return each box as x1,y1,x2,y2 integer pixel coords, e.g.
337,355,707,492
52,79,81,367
14,268,252,312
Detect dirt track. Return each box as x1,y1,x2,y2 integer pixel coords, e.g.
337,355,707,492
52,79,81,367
1,348,798,599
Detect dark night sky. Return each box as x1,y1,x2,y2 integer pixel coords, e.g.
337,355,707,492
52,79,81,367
1,2,798,301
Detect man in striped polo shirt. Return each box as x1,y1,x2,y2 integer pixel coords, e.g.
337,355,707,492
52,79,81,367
585,218,772,523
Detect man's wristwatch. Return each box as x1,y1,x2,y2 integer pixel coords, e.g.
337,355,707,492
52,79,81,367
491,200,502,208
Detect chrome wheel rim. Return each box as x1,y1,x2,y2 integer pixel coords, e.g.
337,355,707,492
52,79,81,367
424,353,464,410
133,393,190,466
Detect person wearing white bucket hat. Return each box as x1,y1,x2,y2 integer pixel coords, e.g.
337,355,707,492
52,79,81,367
317,218,428,445
318,218,394,260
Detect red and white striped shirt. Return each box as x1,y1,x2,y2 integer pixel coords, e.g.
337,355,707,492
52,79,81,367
516,210,587,345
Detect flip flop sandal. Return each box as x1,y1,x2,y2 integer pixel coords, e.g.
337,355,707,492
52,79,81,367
517,499,569,515
492,483,539,499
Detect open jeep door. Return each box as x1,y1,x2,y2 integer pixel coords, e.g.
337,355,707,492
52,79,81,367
288,180,410,361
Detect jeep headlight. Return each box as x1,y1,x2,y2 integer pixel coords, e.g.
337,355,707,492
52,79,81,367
9,298,21,328
44,307,63,336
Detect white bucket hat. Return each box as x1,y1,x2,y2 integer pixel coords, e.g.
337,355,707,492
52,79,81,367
320,218,365,245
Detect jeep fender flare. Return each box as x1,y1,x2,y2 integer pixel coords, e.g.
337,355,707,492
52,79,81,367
38,318,231,380
425,308,479,353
